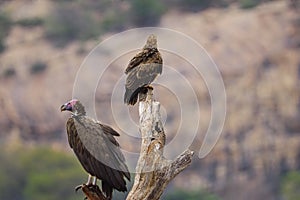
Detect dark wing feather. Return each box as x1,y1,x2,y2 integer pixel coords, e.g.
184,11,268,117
66,117,130,198
126,62,162,90
99,123,120,136
98,123,120,146
124,62,162,104
125,48,162,74
125,51,146,74
124,87,148,105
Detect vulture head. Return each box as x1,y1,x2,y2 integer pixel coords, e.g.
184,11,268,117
144,34,157,49
60,99,86,116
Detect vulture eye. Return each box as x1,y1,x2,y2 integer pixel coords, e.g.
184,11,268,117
67,102,74,110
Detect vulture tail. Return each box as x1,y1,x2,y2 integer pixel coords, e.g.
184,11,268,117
124,87,149,105
124,88,139,105
102,181,113,200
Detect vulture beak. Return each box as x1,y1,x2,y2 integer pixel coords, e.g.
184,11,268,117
60,104,67,112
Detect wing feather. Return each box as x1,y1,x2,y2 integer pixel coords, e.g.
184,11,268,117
125,48,160,74
125,62,162,90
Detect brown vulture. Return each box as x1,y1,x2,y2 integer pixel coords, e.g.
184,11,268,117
60,99,130,199
124,34,163,105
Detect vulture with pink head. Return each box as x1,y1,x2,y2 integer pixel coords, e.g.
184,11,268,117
61,99,130,200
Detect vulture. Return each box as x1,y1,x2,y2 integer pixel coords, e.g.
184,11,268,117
60,99,130,199
124,34,163,105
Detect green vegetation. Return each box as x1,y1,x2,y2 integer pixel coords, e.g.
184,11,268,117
0,0,269,49
43,0,167,46
45,5,100,47
0,11,12,53
42,0,268,46
164,189,220,200
281,171,300,200
16,17,44,27
239,0,260,9
175,0,212,12
101,11,127,33
129,0,166,26
30,61,48,74
0,147,86,200
170,0,230,12
172,0,265,11
3,67,16,78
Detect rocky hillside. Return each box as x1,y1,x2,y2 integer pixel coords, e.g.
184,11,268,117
0,1,299,199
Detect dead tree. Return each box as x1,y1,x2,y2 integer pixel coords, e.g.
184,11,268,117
82,88,194,200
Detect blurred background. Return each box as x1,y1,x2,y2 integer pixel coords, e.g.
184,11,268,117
0,0,299,199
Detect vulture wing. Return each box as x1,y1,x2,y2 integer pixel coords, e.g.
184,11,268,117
124,62,162,105
125,62,162,90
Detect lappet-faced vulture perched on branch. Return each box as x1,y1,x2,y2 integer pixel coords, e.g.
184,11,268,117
60,99,130,200
124,34,163,105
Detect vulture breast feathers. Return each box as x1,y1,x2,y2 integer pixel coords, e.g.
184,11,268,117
61,99,130,198
124,34,163,105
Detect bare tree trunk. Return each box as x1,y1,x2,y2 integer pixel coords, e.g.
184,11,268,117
82,88,194,200
126,88,194,200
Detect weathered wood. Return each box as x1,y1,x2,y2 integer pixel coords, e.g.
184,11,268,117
81,184,108,200
126,88,194,200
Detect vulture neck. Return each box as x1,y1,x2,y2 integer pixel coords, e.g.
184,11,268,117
73,102,86,116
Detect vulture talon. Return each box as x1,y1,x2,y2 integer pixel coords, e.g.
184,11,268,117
146,85,154,90
75,184,84,192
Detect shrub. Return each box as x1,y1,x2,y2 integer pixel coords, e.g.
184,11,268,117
45,5,100,47
3,67,16,78
239,0,260,9
0,147,86,200
0,150,26,200
101,11,127,32
30,61,48,74
175,0,211,12
0,41,5,53
16,17,44,27
79,0,112,13
0,11,12,53
129,0,166,26
281,171,300,200
22,148,85,200
170,0,230,12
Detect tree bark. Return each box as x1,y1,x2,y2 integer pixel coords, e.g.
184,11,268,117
126,88,194,200
81,184,107,200
82,88,194,200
